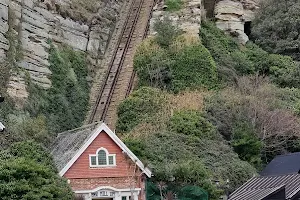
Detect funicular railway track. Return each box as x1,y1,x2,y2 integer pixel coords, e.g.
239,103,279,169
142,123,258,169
88,0,155,127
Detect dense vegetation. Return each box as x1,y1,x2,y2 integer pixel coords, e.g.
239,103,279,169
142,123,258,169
200,22,300,88
2,1,300,199
26,44,90,133
0,43,90,198
135,19,218,93
0,141,74,200
117,18,300,199
165,0,183,11
252,0,300,61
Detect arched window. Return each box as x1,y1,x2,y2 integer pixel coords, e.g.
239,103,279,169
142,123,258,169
98,150,107,165
89,148,116,167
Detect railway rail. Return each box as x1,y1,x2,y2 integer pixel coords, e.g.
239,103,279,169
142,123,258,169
88,0,155,128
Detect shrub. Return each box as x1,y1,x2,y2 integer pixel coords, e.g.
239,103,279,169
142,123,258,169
0,141,74,200
134,40,218,92
116,87,167,133
169,110,217,139
206,76,300,164
231,121,262,169
251,0,300,60
170,44,218,92
200,22,300,88
7,114,52,146
26,44,90,133
134,44,173,90
165,0,183,11
154,17,182,49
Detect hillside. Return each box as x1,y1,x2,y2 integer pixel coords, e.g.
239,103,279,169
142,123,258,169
1,0,300,199
116,18,300,200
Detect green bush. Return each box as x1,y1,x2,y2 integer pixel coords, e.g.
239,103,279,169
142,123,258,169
116,87,166,132
26,44,90,133
170,44,218,92
169,110,217,139
10,141,57,171
124,130,256,197
0,141,74,200
165,0,183,11
134,42,218,92
154,17,182,48
231,122,262,169
251,0,300,61
134,47,173,90
7,114,52,146
200,22,300,88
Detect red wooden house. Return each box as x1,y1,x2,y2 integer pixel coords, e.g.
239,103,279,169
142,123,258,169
51,123,151,200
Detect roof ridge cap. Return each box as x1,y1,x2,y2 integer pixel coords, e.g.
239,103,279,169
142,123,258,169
57,122,101,136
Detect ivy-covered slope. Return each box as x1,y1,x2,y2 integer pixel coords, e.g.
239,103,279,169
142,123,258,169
0,43,90,198
116,19,300,199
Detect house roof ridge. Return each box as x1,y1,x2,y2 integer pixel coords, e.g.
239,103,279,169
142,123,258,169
56,122,101,136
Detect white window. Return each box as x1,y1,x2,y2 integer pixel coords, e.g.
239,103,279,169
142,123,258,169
89,147,116,167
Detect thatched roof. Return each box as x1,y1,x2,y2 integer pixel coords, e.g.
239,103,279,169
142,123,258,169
50,123,99,172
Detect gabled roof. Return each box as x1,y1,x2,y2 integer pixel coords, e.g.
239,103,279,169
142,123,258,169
51,122,151,177
260,152,300,176
229,174,300,200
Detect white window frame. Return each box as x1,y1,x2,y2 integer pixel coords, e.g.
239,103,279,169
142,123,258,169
89,147,116,167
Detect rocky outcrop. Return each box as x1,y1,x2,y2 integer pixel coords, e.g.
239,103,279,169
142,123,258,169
1,0,124,101
150,0,203,37
214,0,260,44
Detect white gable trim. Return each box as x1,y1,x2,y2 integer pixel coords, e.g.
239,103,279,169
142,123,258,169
59,123,151,177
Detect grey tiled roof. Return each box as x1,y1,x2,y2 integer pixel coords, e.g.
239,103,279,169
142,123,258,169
229,186,284,200
229,174,300,200
50,123,100,172
260,152,300,176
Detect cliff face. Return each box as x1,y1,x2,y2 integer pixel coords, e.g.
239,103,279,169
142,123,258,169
150,0,203,37
214,0,260,44
0,0,124,100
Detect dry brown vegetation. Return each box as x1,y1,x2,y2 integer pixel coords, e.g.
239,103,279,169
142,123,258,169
207,75,300,160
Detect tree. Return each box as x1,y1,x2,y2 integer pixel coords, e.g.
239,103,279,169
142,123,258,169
0,141,74,200
252,0,300,60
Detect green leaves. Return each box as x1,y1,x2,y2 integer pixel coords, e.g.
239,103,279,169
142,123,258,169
169,110,216,139
116,87,167,132
134,40,218,92
165,0,183,12
0,141,73,200
26,44,90,133
252,0,300,60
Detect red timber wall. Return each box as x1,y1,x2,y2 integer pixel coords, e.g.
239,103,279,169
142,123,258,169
64,130,146,200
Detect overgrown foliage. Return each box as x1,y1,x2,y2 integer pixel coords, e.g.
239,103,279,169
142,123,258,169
117,87,167,133
154,17,182,48
165,0,183,11
252,0,300,61
169,110,216,139
119,88,256,199
0,141,74,200
26,44,90,133
135,19,218,92
206,76,300,163
200,22,300,88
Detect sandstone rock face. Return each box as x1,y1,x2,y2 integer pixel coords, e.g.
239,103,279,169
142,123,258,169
150,0,203,37
1,0,124,101
214,0,260,44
